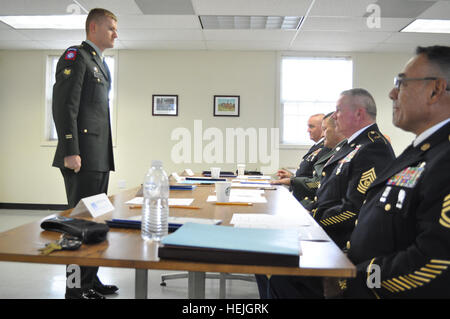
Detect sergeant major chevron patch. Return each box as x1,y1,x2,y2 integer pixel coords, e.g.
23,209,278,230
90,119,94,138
357,167,376,194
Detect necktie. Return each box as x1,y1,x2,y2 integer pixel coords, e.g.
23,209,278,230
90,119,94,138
102,57,111,82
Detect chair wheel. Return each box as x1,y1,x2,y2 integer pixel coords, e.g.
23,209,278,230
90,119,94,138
160,282,167,286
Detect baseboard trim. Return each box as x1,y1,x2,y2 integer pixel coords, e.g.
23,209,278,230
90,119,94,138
0,203,69,211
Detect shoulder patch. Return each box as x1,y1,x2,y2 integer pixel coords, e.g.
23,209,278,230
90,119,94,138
64,48,78,61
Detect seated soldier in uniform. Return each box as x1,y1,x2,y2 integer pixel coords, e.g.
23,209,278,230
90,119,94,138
274,114,326,184
294,112,347,208
255,88,395,298
327,45,450,299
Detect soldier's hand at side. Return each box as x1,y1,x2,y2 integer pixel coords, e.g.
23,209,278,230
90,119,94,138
64,155,81,173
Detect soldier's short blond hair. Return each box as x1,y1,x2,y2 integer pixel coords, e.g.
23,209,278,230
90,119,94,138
85,8,117,35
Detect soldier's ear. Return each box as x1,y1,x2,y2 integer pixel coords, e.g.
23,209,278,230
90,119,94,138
430,78,446,102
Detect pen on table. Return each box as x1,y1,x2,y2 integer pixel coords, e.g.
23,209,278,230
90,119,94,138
215,202,253,206
129,205,201,210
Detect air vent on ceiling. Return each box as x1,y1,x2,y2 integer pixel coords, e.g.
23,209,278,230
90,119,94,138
199,16,303,30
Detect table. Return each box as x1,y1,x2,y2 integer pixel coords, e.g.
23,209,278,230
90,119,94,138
0,185,355,298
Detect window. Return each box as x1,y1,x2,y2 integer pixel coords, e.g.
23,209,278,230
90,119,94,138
45,54,116,141
280,56,353,145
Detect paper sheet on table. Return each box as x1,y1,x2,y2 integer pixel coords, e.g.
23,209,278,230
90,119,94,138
231,182,275,189
231,214,329,241
207,195,267,203
125,197,194,206
234,175,272,180
230,213,311,228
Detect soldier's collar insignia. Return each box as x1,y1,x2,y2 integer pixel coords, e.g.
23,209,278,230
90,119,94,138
368,131,382,143
420,143,430,152
63,68,71,76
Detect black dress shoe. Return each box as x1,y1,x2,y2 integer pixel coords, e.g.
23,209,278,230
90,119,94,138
65,289,106,299
94,281,119,295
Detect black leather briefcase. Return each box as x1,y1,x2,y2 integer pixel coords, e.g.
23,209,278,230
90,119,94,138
40,216,109,244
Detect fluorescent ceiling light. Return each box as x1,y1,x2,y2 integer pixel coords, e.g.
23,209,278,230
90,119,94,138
401,19,450,34
200,16,303,30
0,15,87,29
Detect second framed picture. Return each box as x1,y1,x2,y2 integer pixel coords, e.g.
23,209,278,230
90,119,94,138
152,95,178,116
213,95,240,117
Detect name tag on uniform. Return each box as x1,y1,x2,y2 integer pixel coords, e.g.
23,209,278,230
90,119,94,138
386,164,425,188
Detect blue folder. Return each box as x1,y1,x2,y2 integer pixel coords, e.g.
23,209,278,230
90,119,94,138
158,223,300,267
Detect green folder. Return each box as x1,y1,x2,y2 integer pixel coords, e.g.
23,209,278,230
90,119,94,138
159,223,301,267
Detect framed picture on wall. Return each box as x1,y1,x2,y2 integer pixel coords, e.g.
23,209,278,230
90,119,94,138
152,95,178,116
213,95,240,117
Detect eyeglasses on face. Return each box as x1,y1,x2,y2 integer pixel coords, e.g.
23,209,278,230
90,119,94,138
394,76,450,90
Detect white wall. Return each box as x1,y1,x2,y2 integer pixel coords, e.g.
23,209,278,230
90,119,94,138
0,49,414,204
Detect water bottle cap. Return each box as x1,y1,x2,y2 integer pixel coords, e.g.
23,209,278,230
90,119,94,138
151,160,163,167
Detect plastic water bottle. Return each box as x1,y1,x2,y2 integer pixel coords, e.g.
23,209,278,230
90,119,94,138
141,160,169,241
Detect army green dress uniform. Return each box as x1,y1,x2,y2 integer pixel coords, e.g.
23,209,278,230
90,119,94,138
294,139,325,178
311,124,395,249
343,121,450,298
293,140,346,207
52,41,115,298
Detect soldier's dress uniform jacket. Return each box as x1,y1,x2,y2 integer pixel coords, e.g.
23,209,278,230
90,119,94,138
344,121,450,298
294,140,346,207
311,124,395,249
295,139,325,178
52,41,114,172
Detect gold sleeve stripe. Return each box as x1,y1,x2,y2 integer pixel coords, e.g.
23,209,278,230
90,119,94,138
406,275,424,286
445,193,450,201
392,278,411,290
386,279,405,291
381,282,397,293
398,276,418,288
414,271,436,279
408,274,430,283
319,211,356,227
425,263,447,270
430,259,450,265
420,267,442,275
443,200,450,208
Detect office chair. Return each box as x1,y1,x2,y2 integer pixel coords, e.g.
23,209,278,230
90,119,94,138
160,272,255,298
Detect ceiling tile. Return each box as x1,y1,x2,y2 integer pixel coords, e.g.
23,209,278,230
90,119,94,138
368,0,437,18
134,0,195,15
192,0,310,16
76,0,142,15
418,0,450,19
0,0,73,15
118,29,203,41
292,30,393,45
302,17,414,32
309,0,375,17
118,14,200,29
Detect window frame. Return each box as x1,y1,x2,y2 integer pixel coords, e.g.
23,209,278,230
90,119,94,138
276,52,354,149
